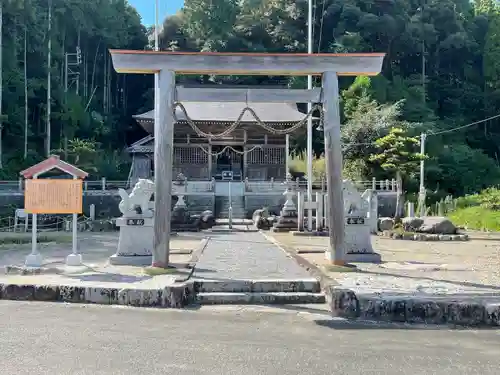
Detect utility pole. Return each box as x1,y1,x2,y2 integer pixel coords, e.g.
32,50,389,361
0,1,4,168
306,0,313,231
155,0,159,51
421,2,425,105
418,132,427,217
24,26,28,159
46,0,52,157
64,46,82,158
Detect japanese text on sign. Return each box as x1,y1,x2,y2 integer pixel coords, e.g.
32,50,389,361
25,179,83,214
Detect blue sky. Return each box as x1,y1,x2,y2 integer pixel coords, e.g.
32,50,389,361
129,0,183,26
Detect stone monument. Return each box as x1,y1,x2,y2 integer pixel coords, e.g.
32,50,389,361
341,180,381,263
110,179,155,266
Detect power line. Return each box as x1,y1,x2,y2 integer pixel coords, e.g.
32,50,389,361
427,113,500,136
340,112,500,148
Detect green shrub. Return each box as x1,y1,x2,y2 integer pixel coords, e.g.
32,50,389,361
448,206,500,232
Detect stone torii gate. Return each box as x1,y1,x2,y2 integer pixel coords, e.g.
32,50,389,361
109,50,385,267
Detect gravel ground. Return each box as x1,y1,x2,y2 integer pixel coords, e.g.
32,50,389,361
0,232,201,267
269,232,500,295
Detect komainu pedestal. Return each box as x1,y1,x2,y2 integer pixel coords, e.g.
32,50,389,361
343,215,381,263
109,217,153,266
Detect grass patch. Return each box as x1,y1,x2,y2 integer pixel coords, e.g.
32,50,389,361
0,232,72,245
448,206,500,232
143,266,181,276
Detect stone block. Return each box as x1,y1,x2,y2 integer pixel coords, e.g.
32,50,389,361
326,286,500,326
118,289,163,307
378,217,394,231
195,280,253,293
163,283,194,308
438,235,452,241
59,286,86,302
34,285,60,301
485,303,500,326
445,301,486,326
326,286,359,319
2,284,34,300
84,287,119,304
358,297,407,322
405,299,447,325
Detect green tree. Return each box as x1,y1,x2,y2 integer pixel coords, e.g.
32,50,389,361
369,128,426,219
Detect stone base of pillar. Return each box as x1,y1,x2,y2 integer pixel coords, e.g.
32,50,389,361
109,254,152,266
270,207,298,233
110,217,153,266
344,252,381,263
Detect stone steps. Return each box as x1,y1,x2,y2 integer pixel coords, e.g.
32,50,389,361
196,292,325,305
193,279,325,305
215,196,246,219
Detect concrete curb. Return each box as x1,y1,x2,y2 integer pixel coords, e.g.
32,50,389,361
0,282,195,308
326,285,500,327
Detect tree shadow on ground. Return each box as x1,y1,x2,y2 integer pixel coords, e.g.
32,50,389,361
357,269,500,291
313,319,500,330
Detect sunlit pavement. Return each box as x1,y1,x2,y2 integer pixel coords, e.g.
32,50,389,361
0,301,498,375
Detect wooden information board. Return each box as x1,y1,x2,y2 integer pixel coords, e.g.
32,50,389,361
25,179,83,214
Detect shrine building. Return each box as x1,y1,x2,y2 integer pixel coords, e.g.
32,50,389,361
126,86,313,184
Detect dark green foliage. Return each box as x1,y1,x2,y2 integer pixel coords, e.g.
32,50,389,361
3,0,500,197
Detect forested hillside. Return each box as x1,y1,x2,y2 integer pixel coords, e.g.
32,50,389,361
2,0,500,196
1,0,150,179
159,0,500,196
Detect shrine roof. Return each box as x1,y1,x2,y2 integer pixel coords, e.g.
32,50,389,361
20,155,88,179
134,102,309,124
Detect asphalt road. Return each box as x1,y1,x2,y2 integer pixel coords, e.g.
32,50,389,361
0,302,499,375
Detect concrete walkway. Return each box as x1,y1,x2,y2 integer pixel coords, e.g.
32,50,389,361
192,231,312,280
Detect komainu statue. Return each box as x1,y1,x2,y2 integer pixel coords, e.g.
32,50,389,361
118,179,155,217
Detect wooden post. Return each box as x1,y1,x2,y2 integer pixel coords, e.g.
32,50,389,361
207,143,212,179
315,191,323,232
152,69,175,268
322,71,345,265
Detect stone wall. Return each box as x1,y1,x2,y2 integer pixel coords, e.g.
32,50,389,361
184,195,215,214
0,193,215,219
0,191,394,219
244,192,398,219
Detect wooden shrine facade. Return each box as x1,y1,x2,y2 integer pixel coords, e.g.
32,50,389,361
127,92,313,181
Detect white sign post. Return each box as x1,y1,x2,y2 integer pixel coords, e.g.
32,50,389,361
20,155,88,268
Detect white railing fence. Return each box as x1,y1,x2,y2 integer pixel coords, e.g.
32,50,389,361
0,176,395,194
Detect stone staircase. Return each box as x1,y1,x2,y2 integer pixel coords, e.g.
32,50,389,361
193,279,325,305
216,196,246,219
